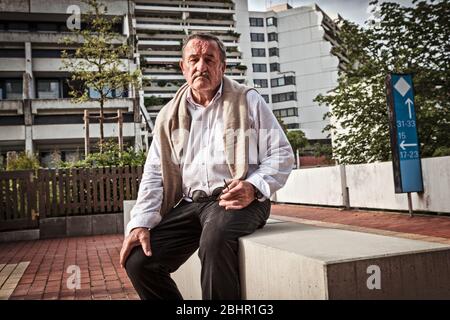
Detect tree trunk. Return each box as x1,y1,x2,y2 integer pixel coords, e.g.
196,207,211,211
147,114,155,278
99,99,104,153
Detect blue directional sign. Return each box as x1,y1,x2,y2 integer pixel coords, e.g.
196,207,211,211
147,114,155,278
386,74,424,193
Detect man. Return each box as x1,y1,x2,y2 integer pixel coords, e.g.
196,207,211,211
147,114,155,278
121,33,294,300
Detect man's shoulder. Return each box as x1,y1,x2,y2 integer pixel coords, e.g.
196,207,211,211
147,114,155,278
154,99,175,128
223,76,254,95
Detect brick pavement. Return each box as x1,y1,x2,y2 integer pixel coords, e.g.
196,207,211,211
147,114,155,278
271,204,450,244
0,234,138,300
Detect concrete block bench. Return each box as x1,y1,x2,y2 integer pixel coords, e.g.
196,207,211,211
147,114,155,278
124,200,450,299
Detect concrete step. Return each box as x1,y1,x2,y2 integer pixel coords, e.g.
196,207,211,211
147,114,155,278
173,220,450,299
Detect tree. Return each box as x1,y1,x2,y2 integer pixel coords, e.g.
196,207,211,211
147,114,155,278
315,0,450,164
62,0,140,152
287,130,308,154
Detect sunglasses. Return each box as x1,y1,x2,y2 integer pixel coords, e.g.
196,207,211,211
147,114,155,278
186,179,231,202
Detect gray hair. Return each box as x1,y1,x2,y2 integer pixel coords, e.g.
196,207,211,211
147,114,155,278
181,33,227,63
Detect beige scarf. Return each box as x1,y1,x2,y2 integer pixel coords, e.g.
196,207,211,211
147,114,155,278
154,76,254,217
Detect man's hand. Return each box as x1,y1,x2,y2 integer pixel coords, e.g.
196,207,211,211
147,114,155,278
219,180,255,210
120,227,152,268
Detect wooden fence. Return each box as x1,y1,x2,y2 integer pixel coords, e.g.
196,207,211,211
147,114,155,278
0,170,38,231
0,166,143,231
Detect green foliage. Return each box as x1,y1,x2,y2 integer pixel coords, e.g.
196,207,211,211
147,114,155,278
61,0,141,147
144,96,168,107
315,0,450,164
287,130,308,153
235,64,248,71
432,146,450,157
6,152,40,171
59,140,147,168
309,143,333,160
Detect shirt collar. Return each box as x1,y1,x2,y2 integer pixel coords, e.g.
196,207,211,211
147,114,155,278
186,80,223,109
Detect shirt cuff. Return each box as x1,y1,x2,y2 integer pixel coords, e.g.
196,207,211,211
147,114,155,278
125,212,162,236
245,173,270,202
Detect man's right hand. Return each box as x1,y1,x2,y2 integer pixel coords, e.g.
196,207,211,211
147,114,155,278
120,227,152,268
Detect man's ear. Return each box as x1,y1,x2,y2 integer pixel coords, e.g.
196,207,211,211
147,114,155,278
221,62,226,73
179,60,184,73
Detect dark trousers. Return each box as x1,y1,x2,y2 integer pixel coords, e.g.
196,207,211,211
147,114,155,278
125,199,271,300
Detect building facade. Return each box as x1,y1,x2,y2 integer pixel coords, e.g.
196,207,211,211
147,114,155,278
0,0,144,166
245,3,340,141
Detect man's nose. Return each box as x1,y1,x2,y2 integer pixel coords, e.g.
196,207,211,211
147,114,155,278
196,58,208,72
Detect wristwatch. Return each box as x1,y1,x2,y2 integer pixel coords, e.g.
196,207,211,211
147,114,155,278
253,185,264,200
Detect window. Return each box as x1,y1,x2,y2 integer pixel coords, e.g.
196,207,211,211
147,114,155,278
261,94,269,103
270,63,280,72
269,47,279,57
273,107,298,118
251,48,266,57
286,123,300,129
268,32,278,42
8,23,28,32
266,17,277,26
0,79,23,99
271,76,296,87
32,49,63,58
254,79,268,88
36,23,58,32
272,92,297,103
249,17,264,27
252,64,267,73
0,49,25,58
250,33,265,42
37,79,60,99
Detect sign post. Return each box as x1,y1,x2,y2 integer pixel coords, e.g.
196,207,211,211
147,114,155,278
385,73,424,217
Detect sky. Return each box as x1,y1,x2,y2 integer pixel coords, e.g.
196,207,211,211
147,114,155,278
248,0,416,25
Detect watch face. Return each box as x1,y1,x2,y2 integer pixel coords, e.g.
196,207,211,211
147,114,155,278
255,189,263,199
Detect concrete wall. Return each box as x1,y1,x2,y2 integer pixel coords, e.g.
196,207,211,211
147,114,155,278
274,156,450,213
33,123,135,140
273,165,344,206
346,157,450,213
0,126,26,141
31,98,134,113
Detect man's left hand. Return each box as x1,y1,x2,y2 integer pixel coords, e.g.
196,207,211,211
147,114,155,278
219,180,255,210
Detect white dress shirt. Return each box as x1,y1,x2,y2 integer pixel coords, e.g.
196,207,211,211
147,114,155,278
126,83,294,235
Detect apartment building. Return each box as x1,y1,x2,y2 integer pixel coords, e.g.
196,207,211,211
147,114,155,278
246,3,341,141
0,0,144,166
133,0,252,121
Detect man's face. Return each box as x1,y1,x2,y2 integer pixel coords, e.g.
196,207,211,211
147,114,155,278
180,39,226,94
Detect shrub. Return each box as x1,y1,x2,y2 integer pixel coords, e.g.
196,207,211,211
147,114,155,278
6,151,40,171
59,140,147,168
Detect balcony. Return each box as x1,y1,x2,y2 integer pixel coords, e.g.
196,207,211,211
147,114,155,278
135,5,233,14
0,58,25,72
0,31,126,45
0,100,23,115
31,98,134,114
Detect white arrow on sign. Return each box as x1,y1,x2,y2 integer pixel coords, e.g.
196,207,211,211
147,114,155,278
400,140,417,150
405,98,413,119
